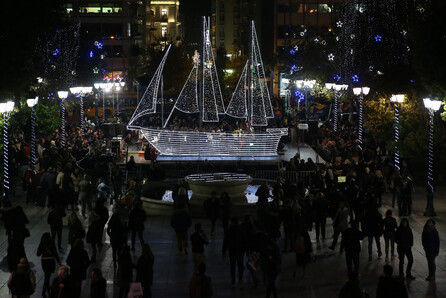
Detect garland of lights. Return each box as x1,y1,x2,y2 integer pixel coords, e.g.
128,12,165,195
394,103,400,171
333,93,338,132
80,96,85,136
31,107,37,171
61,100,66,146
3,113,9,198
358,95,363,150
427,110,434,193
226,61,248,118
102,93,106,122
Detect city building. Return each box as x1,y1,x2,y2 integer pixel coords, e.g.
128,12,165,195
149,0,182,47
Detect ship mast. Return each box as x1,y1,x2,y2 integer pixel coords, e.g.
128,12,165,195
198,17,206,131
247,21,253,131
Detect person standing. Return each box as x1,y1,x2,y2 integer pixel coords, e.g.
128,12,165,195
50,265,72,298
107,212,127,268
37,233,61,297
220,192,232,231
93,199,109,250
394,218,415,280
341,220,365,276
136,243,154,298
66,239,90,298
313,192,328,242
191,223,209,273
86,210,102,262
422,219,440,281
264,239,281,298
222,217,245,285
90,268,106,298
67,211,85,247
129,201,146,250
203,192,220,236
117,246,134,298
47,204,66,250
170,202,192,255
383,210,397,261
78,174,93,218
293,224,312,279
189,263,213,298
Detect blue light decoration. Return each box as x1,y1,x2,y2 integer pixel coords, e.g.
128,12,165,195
291,65,297,72
294,90,305,102
97,42,103,49
375,34,382,42
352,74,359,82
289,48,295,55
90,51,93,58
333,74,341,82
52,49,60,56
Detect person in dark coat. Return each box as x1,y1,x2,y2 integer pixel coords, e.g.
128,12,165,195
170,202,192,255
293,224,312,279
312,192,328,241
222,217,245,285
50,265,73,298
107,212,127,268
383,209,397,261
338,272,368,298
129,201,146,250
67,212,85,247
86,210,102,262
203,192,220,235
341,220,365,276
220,192,232,231
264,239,281,298
93,198,109,250
90,268,106,298
37,232,61,297
7,237,27,272
136,243,154,298
281,200,297,252
191,223,209,272
66,239,90,298
11,205,30,244
189,263,213,298
394,218,415,280
117,245,134,298
47,204,66,249
362,204,383,261
422,219,440,281
376,264,408,298
7,257,36,298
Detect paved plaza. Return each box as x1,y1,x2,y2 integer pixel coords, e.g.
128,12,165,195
0,180,445,298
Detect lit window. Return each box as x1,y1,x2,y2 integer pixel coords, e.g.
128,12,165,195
162,27,167,37
161,8,167,16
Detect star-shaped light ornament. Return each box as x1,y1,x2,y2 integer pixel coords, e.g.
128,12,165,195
328,53,335,61
333,74,341,81
369,66,374,72
291,65,297,72
352,75,359,82
314,38,319,43
401,30,407,36
294,45,299,51
290,49,295,55
336,21,343,28
93,67,99,74
375,34,382,42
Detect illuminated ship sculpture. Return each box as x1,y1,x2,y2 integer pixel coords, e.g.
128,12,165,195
127,18,287,158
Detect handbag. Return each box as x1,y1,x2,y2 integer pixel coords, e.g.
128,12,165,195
127,282,143,298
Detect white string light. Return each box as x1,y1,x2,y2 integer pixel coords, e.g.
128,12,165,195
128,45,171,128
0,101,14,199
141,128,288,157
226,61,248,118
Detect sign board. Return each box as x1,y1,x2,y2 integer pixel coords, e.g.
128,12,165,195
298,123,309,130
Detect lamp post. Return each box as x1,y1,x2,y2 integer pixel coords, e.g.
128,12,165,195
94,83,108,122
423,98,442,217
114,81,125,116
296,79,316,120
70,86,93,136
0,101,15,200
26,97,39,172
57,91,68,147
390,94,405,172
326,83,348,132
353,87,370,150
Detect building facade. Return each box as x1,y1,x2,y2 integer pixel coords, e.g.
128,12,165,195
149,0,181,47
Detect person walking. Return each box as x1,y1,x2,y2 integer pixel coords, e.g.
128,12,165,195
422,219,440,281
376,264,408,298
67,211,85,247
383,210,397,261
220,192,232,231
66,239,91,298
93,198,109,250
136,243,154,298
264,239,281,298
50,265,73,298
312,192,328,242
341,220,365,276
117,246,134,298
191,223,209,273
293,224,312,279
329,201,349,251
37,232,61,297
47,204,66,250
86,210,102,262
7,258,36,298
107,212,127,268
362,204,383,261
78,174,93,218
170,202,192,255
222,217,245,285
129,201,146,250
394,218,415,280
90,268,106,298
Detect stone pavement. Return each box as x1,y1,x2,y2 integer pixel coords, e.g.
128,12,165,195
0,184,445,298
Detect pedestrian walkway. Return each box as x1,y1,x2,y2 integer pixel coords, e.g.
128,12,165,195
0,185,445,297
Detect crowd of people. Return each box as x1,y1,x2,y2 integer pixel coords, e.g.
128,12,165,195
0,113,442,298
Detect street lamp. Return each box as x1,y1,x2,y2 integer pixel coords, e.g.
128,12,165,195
115,81,125,116
57,91,68,147
423,97,442,217
296,79,316,120
0,101,15,200
390,94,405,172
70,86,93,136
94,83,108,122
326,83,348,132
26,97,39,172
353,87,370,150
